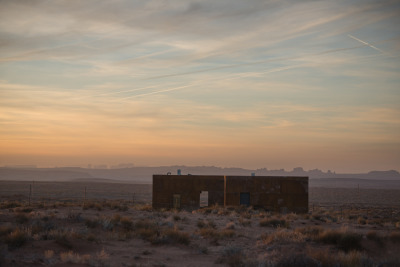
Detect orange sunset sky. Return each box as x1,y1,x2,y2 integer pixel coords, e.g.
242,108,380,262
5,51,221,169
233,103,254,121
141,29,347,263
1,0,399,172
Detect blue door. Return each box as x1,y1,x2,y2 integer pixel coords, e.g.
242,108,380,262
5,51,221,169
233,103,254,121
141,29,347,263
240,193,250,206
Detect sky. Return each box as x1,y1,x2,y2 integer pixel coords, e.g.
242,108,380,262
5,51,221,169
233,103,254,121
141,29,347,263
0,0,399,173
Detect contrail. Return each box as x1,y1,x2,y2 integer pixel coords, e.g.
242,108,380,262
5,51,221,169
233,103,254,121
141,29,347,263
121,83,198,99
348,34,387,55
143,44,366,81
97,85,157,96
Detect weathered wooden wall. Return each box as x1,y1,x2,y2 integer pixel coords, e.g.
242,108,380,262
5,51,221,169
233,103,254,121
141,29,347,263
152,175,308,213
152,175,224,209
224,176,308,213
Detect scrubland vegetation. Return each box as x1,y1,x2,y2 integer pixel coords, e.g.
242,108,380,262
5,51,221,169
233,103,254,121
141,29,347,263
1,186,400,266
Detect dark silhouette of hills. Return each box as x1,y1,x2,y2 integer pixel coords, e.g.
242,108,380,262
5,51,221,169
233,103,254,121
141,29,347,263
1,165,399,185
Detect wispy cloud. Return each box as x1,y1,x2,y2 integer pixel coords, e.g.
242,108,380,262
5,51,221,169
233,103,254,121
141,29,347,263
0,0,399,171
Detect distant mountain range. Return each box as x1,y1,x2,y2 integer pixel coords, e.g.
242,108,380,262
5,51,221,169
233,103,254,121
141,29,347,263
0,166,399,183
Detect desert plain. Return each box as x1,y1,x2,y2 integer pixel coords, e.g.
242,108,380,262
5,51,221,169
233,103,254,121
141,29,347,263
0,180,399,267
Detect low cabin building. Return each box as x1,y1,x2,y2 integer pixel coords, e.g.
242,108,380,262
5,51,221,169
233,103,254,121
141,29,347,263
152,175,308,213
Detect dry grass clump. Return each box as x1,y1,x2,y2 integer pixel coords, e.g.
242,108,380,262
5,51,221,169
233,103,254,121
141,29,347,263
388,231,400,243
366,230,383,245
317,229,363,252
295,226,324,240
5,228,27,249
55,233,73,249
44,249,55,260
238,217,252,227
0,225,14,237
259,217,289,228
216,246,246,267
198,204,225,215
197,219,216,229
0,201,22,209
136,204,152,211
357,216,367,225
261,229,306,245
119,216,134,231
306,248,373,267
60,251,91,264
198,228,235,239
161,228,190,245
15,213,29,224
134,219,159,242
274,253,319,267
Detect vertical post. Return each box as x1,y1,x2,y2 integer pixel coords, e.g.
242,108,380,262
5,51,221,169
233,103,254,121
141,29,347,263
29,184,32,206
224,175,227,207
83,186,87,208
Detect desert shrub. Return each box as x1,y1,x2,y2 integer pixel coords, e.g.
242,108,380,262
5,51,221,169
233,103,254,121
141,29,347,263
261,229,305,245
197,220,206,228
5,228,27,249
161,228,190,245
0,201,22,209
220,229,235,238
378,257,400,267
216,246,245,267
134,219,158,241
44,250,56,265
199,228,217,238
199,228,235,239
60,251,91,264
17,207,33,213
111,214,121,223
85,218,98,228
135,219,156,230
238,217,251,227
389,231,400,243
120,217,133,231
306,248,336,267
137,228,158,241
357,217,367,225
67,211,82,222
275,253,319,267
87,233,97,242
259,218,288,228
101,218,114,231
118,205,128,211
55,234,73,249
366,230,383,245
89,248,110,266
225,222,235,230
318,229,362,252
15,213,29,224
44,249,54,259
197,219,216,229
295,226,323,240
137,204,152,211
337,251,373,267
0,225,14,237
173,215,181,221
30,219,46,235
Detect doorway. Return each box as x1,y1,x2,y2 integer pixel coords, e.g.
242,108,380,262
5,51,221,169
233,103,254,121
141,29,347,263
200,191,209,207
240,192,250,206
173,194,181,209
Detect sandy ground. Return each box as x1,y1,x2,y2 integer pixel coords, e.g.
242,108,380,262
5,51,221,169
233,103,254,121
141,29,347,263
1,182,400,266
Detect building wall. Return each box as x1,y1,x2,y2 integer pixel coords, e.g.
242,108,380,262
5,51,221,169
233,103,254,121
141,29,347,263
224,176,308,213
152,175,224,209
152,175,308,213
